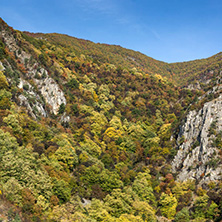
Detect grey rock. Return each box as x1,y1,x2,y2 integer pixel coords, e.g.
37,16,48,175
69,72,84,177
0,27,67,118
34,73,66,115
172,96,222,184
187,82,201,90
60,113,70,123
0,61,5,71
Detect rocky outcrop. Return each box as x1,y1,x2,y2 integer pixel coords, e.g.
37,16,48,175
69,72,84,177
0,26,68,118
1,29,31,63
172,95,222,184
34,70,66,115
0,61,5,71
18,78,47,119
187,82,201,90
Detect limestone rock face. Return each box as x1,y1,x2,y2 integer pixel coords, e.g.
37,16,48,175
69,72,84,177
0,61,5,71
1,29,31,63
172,96,222,184
34,73,66,115
18,78,47,119
0,25,67,118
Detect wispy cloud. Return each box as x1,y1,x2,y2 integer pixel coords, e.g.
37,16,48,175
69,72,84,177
115,16,130,25
75,0,117,15
150,29,161,40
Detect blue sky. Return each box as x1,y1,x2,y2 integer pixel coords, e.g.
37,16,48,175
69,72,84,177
1,0,222,63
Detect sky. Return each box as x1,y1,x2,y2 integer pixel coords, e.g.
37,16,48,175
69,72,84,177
1,0,222,63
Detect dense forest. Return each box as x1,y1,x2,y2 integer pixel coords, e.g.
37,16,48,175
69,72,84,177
0,18,222,221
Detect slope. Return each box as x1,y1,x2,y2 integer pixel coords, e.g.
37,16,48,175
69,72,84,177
0,18,222,221
24,31,222,87
24,31,171,76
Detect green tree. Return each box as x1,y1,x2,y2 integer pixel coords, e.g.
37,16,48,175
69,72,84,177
99,169,123,193
38,53,47,66
0,89,11,109
1,145,53,203
174,208,190,222
3,114,22,134
67,78,79,89
58,103,66,114
104,189,133,217
80,134,102,157
0,71,9,89
132,201,156,222
193,194,209,218
0,129,18,158
117,214,143,222
206,201,219,220
53,178,71,203
159,192,177,219
132,170,156,206
87,199,112,221
3,177,23,206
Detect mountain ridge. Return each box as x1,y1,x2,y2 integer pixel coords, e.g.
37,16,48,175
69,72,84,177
3,17,222,87
23,31,222,64
23,30,222,87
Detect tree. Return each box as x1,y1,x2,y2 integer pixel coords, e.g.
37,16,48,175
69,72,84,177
21,188,36,213
38,53,47,66
80,134,102,157
117,214,143,222
54,145,78,170
158,123,171,141
159,192,177,219
1,145,53,204
0,71,9,89
67,78,79,89
99,169,123,193
87,199,112,221
174,208,190,222
193,194,209,219
104,189,133,217
132,201,156,222
3,114,22,134
88,111,108,136
0,129,18,158
132,170,156,206
206,201,219,220
0,89,11,110
52,178,71,203
3,177,23,206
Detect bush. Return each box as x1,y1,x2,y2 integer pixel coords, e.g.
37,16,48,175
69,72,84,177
38,54,47,66
58,103,65,114
0,47,5,59
23,84,29,91
0,40,5,60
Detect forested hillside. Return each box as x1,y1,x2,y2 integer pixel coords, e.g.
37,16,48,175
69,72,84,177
0,18,222,221
27,31,222,87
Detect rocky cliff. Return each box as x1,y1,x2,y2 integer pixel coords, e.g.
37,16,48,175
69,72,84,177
0,24,67,119
172,91,222,185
